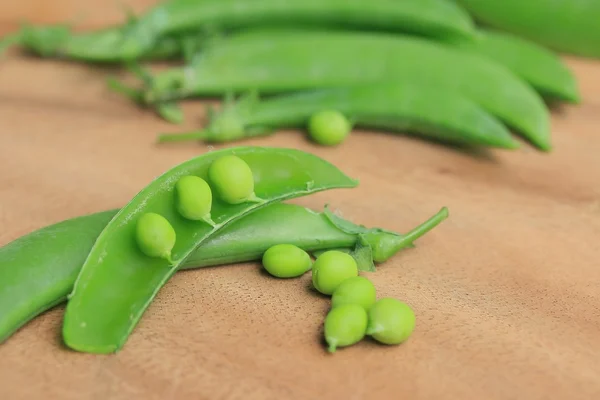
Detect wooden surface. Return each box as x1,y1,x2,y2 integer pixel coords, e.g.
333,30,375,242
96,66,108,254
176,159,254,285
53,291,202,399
1,1,600,399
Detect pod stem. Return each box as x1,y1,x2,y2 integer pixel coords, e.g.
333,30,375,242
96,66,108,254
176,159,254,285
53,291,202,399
401,207,449,246
156,130,210,143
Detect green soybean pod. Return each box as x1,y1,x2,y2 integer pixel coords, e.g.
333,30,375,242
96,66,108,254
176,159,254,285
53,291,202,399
62,146,358,354
324,303,369,352
261,244,312,278
175,175,215,225
367,298,416,345
143,29,550,150
312,250,359,295
207,155,260,204
456,0,600,59
331,276,377,310
308,110,352,146
134,212,177,262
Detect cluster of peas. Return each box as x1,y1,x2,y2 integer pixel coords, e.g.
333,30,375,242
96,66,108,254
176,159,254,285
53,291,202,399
132,152,413,352
262,245,415,352
134,154,261,263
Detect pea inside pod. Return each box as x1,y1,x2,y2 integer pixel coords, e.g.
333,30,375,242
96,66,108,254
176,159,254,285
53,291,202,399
208,155,261,204
134,212,176,263
61,146,358,354
174,175,215,225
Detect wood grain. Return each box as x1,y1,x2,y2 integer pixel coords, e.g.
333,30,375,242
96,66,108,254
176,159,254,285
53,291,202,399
1,1,600,399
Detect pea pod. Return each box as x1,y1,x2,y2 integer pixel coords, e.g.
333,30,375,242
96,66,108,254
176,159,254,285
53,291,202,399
445,29,580,103
455,0,600,59
157,83,519,150
133,29,550,150
0,202,448,345
116,0,475,58
61,147,357,353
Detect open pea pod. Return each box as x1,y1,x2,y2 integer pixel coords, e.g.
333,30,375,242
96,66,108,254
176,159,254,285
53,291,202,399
62,146,357,353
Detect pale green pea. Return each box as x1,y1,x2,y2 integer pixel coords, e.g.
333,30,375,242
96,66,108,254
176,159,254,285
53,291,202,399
312,250,358,295
135,212,176,263
308,110,352,146
208,155,260,204
262,244,312,278
324,303,368,353
331,276,376,310
174,175,215,226
367,298,416,345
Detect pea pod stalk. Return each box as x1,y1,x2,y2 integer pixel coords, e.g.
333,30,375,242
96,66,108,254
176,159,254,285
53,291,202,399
0,203,448,345
157,83,519,150
127,29,550,150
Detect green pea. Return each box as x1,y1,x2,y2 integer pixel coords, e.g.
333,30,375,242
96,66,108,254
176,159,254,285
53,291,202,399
308,110,352,146
208,155,259,204
366,298,416,345
174,175,215,226
261,244,312,278
312,250,358,295
135,212,176,263
331,276,376,310
324,303,368,353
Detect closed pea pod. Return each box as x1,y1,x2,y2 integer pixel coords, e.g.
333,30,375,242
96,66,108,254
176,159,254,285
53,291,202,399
367,298,416,345
158,84,517,150
135,212,177,262
140,29,549,150
0,204,448,344
312,250,358,295
331,276,377,310
324,304,369,353
175,175,215,225
261,244,312,278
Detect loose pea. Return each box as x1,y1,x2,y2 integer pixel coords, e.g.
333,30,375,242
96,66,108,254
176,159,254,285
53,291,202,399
366,298,416,345
174,175,215,226
208,155,259,204
262,244,312,278
135,212,176,263
324,303,368,353
331,276,376,310
312,250,358,295
308,110,352,146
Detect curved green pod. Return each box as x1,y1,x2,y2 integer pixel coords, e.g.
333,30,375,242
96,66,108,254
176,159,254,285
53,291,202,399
445,29,580,103
455,0,600,59
138,29,550,150
61,147,357,353
0,202,449,344
157,83,519,149
117,0,476,58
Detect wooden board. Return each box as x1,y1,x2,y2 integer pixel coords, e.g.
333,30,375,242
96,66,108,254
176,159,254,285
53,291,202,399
1,1,599,399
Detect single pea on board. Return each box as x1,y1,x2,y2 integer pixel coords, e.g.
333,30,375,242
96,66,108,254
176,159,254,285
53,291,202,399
308,110,352,146
134,212,176,263
174,175,215,225
324,303,369,352
312,250,358,295
207,155,261,204
262,244,312,278
367,298,416,345
331,276,377,310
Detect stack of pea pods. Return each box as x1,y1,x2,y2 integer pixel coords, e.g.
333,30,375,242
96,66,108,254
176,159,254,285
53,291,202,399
2,0,598,151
